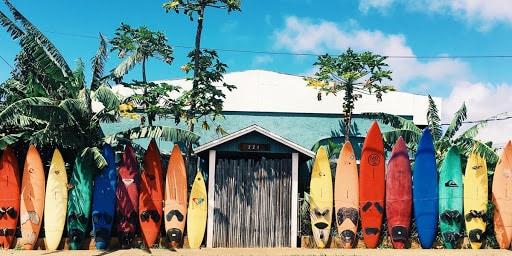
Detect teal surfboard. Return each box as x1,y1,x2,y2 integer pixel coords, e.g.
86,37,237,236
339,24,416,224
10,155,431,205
67,154,95,250
438,146,463,248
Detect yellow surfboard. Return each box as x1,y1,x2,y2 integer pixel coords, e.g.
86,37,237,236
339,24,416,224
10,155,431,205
43,149,68,250
186,170,207,249
310,146,333,248
464,152,488,249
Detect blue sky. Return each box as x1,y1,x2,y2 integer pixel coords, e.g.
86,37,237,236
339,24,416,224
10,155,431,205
1,0,512,144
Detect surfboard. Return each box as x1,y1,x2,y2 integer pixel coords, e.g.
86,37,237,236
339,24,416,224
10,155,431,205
438,146,463,249
44,149,68,250
464,151,488,249
92,144,118,250
359,121,385,248
412,128,438,249
164,144,188,248
19,145,45,250
310,146,332,248
67,154,95,250
0,147,20,249
493,141,512,249
334,141,358,248
116,143,140,248
187,170,207,249
139,139,163,248
386,137,412,249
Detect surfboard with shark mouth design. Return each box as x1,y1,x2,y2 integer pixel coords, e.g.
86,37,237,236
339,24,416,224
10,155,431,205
310,146,333,248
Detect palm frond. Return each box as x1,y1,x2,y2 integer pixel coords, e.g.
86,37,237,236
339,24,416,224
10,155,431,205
382,129,421,150
81,146,107,170
0,132,27,149
0,97,54,127
362,112,421,133
458,122,486,141
29,123,84,147
104,125,200,145
58,98,89,125
91,34,108,90
442,102,467,141
112,49,143,78
93,85,120,111
97,111,119,123
4,0,72,76
456,138,499,164
0,9,24,40
72,59,86,89
427,95,442,141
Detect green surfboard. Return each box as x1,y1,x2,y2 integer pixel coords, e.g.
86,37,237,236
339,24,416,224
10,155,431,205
438,146,463,248
67,155,95,250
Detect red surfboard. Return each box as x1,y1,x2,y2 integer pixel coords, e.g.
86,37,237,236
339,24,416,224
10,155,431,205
386,137,412,248
0,147,20,249
116,144,140,248
359,121,385,248
139,139,164,247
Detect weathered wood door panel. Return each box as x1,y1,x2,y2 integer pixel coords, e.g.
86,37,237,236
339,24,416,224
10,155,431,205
213,157,292,247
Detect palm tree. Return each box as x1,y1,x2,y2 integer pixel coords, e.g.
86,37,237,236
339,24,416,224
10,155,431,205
110,23,175,127
365,95,499,167
0,1,199,168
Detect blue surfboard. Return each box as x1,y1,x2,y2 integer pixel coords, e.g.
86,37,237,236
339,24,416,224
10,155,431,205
91,144,118,250
413,128,439,248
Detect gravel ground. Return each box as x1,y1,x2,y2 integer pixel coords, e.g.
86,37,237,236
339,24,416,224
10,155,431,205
1,248,512,256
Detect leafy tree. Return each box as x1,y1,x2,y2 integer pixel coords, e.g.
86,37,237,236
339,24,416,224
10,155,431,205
306,48,394,142
111,23,174,126
365,95,500,168
0,1,199,168
119,80,182,126
163,0,241,157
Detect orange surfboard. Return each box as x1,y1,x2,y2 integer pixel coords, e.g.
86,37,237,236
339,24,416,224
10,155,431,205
139,139,164,247
493,141,512,249
359,121,385,248
335,141,359,248
164,144,188,248
19,145,46,249
0,147,20,249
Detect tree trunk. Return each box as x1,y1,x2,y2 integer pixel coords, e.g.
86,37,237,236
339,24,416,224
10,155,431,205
343,85,354,143
186,4,206,167
142,57,152,127
189,4,205,134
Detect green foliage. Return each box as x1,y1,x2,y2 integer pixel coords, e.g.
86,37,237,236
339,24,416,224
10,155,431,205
0,2,118,169
427,95,442,141
306,48,394,142
111,23,173,79
177,49,236,133
163,0,241,18
90,34,109,90
110,23,175,126
122,81,181,125
104,125,200,146
366,97,499,166
163,0,241,140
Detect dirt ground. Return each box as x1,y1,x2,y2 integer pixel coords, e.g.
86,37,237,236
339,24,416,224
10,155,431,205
2,248,512,256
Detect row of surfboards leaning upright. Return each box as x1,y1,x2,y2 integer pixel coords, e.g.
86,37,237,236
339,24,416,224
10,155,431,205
0,139,207,250
310,121,512,250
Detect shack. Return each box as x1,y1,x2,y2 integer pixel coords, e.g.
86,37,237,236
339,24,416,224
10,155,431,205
194,124,314,248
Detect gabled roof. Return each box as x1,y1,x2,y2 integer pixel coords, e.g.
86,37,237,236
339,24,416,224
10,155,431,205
193,124,315,158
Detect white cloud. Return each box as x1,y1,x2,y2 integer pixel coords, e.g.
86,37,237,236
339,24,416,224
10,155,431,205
359,0,395,13
273,16,469,88
251,55,274,67
359,0,512,30
442,81,512,145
